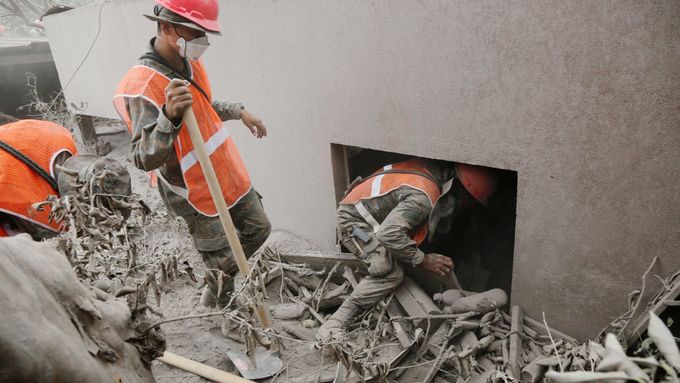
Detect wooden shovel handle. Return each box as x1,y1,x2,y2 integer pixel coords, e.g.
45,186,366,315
159,351,254,383
183,108,272,328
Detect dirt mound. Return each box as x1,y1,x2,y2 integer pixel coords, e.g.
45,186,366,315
0,234,163,382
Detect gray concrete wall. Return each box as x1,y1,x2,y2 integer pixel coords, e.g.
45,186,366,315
44,0,680,340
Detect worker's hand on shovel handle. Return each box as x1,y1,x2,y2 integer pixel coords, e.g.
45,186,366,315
421,253,453,276
164,79,193,122
241,109,267,138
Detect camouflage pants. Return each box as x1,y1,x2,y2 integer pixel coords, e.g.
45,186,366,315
337,207,405,309
337,206,454,310
181,188,272,295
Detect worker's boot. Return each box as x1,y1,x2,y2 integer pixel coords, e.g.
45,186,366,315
200,273,235,308
200,286,217,307
316,298,365,343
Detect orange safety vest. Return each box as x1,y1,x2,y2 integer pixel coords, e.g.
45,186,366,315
340,158,442,244
0,120,77,233
112,60,251,216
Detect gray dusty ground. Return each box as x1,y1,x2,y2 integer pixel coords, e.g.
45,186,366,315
95,127,339,383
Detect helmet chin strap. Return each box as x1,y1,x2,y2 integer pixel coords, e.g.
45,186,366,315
176,37,188,57
172,25,187,56
441,177,455,196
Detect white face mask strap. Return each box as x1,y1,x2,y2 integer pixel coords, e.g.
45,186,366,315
441,178,455,196
176,37,188,57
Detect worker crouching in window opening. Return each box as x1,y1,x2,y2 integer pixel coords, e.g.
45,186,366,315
317,158,498,341
0,119,131,240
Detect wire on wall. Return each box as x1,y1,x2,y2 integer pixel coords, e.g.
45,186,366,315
45,0,109,116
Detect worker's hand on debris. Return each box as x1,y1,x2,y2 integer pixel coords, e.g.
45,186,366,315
241,109,267,138
164,79,193,122
420,253,453,276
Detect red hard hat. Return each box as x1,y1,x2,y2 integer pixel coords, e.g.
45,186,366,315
153,0,221,34
454,163,498,205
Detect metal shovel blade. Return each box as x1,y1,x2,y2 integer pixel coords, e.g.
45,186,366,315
225,349,283,380
333,361,346,383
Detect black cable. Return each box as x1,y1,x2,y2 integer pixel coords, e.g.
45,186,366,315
0,140,59,192
45,0,109,116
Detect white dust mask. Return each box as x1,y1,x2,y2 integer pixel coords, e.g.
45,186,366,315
176,36,210,60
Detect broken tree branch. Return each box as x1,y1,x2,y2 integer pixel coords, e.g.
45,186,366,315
386,301,412,348
617,256,659,340
290,296,326,324
277,249,365,272
390,313,480,321
314,261,340,311
542,312,564,372
626,269,680,345
509,306,523,379
424,344,455,383
281,323,315,342
524,315,579,345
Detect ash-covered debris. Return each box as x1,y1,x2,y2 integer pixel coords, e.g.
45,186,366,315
230,246,680,383
0,234,161,383
24,159,200,370
34,162,145,272
27,168,679,383
34,159,197,316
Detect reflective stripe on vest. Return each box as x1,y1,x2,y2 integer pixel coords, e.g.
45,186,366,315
178,125,230,171
341,159,441,206
0,120,76,232
340,158,441,245
113,61,252,216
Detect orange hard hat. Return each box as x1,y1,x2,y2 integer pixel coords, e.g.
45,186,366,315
454,163,498,205
148,0,221,34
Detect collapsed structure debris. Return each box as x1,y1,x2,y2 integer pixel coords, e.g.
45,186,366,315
600,257,680,348
33,162,191,318
212,246,679,383
0,119,675,382
0,158,676,383
5,163,676,383
3,214,675,383
0,158,175,379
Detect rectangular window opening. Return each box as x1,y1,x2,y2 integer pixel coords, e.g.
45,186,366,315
331,143,518,297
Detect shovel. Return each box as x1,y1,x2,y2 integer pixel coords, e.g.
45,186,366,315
183,107,282,378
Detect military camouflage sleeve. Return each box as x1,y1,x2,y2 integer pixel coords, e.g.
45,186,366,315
374,190,432,266
127,97,181,171
212,100,244,121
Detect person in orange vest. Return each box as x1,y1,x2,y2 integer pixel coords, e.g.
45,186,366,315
0,119,131,239
317,158,499,341
113,0,271,307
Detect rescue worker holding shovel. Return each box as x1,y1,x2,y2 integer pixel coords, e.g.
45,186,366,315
317,158,498,341
113,0,271,308
0,119,131,239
